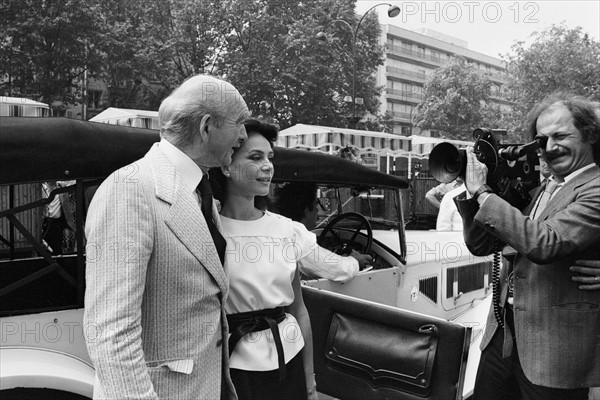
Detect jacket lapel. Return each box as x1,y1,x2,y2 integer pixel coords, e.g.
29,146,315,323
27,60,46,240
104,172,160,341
539,165,600,220
523,182,546,216
146,145,228,293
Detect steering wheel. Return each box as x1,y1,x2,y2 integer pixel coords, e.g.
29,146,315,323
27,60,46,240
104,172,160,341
317,212,373,256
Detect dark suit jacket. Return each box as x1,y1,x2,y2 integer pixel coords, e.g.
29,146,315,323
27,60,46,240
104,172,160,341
455,165,600,389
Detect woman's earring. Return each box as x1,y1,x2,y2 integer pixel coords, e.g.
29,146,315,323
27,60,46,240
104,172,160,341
221,166,231,177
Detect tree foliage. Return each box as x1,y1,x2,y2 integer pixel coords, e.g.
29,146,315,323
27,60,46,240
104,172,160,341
413,57,501,140
0,0,104,109
0,0,387,126
204,0,385,129
94,0,232,110
503,24,600,137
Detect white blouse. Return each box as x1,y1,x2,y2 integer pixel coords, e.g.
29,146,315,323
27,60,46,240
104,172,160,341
220,211,317,371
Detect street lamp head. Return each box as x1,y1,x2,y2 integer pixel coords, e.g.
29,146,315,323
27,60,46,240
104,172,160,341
387,5,401,18
315,31,328,42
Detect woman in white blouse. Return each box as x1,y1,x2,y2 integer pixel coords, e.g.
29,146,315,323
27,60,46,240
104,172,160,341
210,119,369,399
210,119,316,399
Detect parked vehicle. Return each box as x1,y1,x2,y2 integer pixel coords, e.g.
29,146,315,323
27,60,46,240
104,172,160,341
0,117,491,399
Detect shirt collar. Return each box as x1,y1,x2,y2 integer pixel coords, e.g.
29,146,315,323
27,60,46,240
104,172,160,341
158,139,203,192
560,163,596,184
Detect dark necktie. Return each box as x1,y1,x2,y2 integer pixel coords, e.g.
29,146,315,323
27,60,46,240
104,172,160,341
198,174,226,265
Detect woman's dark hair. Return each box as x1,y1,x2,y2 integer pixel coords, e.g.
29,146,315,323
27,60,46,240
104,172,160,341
210,119,279,209
527,92,600,165
271,182,318,222
243,119,279,147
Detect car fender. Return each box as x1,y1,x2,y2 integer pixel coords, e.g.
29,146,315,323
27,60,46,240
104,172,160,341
0,347,94,398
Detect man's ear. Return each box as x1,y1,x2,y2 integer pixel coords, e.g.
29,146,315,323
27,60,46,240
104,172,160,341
199,114,211,142
221,165,231,177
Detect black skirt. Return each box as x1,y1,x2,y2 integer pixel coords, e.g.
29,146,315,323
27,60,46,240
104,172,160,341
230,352,308,400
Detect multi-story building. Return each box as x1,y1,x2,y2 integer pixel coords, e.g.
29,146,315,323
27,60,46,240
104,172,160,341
377,25,512,136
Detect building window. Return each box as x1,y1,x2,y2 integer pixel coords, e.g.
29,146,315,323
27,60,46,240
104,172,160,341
140,117,153,129
9,105,22,116
87,90,102,109
490,85,500,97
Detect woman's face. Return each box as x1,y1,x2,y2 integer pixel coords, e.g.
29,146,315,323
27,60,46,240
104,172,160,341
225,132,274,198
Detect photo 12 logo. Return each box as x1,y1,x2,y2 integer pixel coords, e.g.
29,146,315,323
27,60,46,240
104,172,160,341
399,2,540,24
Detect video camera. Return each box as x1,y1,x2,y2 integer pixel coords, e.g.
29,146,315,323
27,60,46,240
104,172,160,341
429,128,542,210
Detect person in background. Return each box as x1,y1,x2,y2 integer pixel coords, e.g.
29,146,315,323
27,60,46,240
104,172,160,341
425,177,463,209
84,74,249,400
537,153,553,182
337,145,362,163
435,180,465,231
41,180,76,254
271,182,322,230
271,181,372,282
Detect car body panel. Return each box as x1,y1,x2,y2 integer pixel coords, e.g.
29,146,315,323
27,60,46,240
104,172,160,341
304,286,470,400
0,309,94,397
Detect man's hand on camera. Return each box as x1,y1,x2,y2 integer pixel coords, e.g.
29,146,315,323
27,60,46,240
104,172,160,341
465,147,488,198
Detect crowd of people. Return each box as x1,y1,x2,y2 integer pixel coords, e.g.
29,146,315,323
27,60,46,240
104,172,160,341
82,73,600,400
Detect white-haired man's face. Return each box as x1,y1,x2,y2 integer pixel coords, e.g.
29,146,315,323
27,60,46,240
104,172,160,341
204,93,250,168
179,77,251,168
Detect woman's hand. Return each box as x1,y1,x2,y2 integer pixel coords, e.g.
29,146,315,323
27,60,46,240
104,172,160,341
306,373,319,400
350,249,373,270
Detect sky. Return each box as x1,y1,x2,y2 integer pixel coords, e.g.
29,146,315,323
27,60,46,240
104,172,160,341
356,0,600,59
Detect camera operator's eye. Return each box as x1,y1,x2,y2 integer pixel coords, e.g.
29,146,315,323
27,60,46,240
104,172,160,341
535,136,548,150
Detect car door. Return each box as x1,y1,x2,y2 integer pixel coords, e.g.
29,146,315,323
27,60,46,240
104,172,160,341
303,286,471,400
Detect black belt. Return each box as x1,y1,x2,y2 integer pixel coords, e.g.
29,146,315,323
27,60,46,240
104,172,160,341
227,307,287,381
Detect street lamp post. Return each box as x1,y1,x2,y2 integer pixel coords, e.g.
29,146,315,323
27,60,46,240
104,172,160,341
317,3,400,128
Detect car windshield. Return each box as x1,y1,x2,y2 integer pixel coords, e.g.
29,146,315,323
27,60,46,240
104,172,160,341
313,187,401,231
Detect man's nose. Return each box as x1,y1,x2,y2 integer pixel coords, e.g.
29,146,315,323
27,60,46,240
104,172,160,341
545,137,558,152
239,125,248,141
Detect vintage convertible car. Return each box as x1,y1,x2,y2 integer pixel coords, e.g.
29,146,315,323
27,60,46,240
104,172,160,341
0,117,492,399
